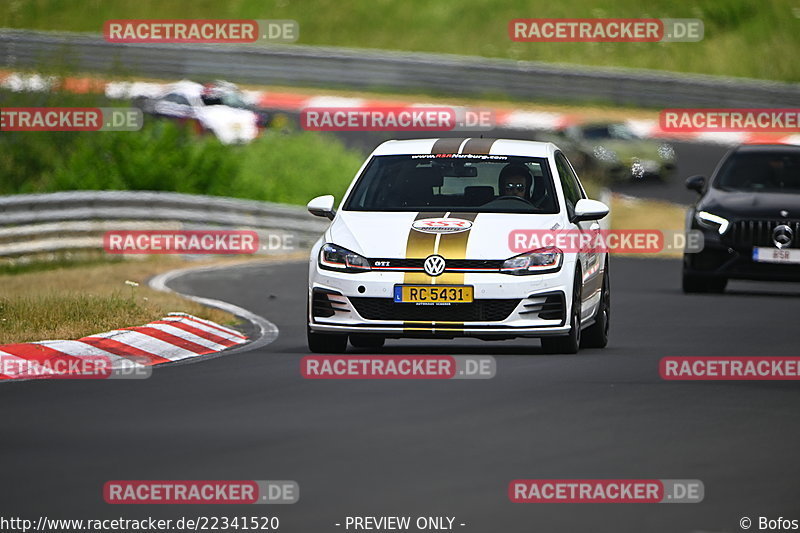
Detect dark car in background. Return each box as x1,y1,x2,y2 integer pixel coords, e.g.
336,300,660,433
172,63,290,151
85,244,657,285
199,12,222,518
683,144,800,293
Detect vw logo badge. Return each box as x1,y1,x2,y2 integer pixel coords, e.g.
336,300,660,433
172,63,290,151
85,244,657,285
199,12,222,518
423,255,446,277
772,224,794,249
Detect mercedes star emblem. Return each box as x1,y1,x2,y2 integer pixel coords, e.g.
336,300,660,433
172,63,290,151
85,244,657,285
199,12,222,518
772,224,794,249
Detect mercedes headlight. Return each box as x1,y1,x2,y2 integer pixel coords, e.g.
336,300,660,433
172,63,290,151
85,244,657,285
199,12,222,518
319,243,371,272
696,211,729,235
501,247,563,275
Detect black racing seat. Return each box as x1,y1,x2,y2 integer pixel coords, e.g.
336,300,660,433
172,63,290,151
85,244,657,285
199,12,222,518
531,174,549,205
464,186,495,206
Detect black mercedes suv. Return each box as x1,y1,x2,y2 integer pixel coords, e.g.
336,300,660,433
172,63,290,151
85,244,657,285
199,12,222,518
683,144,800,293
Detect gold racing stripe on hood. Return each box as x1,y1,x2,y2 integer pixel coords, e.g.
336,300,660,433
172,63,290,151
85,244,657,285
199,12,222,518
403,212,442,285
402,212,479,332
434,212,478,285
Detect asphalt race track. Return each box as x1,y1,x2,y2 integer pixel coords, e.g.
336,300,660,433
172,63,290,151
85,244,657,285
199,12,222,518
2,256,800,532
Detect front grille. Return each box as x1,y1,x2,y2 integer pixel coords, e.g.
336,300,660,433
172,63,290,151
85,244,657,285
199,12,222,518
349,298,520,322
369,258,505,272
725,220,800,248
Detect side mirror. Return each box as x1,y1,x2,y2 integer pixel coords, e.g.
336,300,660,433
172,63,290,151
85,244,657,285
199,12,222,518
307,195,336,220
572,198,609,223
685,175,706,193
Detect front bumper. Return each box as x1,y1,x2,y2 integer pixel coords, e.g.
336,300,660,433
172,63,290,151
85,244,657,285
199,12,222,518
310,322,571,338
684,228,800,282
308,263,575,339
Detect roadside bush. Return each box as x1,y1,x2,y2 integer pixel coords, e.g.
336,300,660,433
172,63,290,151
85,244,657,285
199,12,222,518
0,89,365,204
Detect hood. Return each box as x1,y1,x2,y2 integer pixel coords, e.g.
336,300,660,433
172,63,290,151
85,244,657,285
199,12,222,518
327,211,564,260
700,189,800,219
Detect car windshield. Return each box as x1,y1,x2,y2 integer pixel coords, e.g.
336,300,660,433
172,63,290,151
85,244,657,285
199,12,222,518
582,124,637,140
220,92,248,108
714,152,800,193
343,154,559,213
202,91,248,108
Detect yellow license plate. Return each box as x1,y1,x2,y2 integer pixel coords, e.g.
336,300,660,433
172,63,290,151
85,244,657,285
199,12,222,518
394,285,474,303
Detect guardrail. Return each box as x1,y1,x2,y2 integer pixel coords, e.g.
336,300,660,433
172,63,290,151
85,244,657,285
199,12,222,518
0,191,328,257
2,29,799,108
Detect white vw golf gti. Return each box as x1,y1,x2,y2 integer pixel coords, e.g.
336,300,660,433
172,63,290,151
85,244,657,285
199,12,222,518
306,138,610,354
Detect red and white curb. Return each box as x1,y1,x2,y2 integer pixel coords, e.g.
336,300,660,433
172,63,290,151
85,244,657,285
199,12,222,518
3,70,797,147
0,313,247,380
0,260,281,382
147,261,280,355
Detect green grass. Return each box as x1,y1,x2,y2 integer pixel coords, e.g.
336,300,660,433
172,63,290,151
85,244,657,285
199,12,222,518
1,0,798,82
0,89,366,205
0,257,243,343
0,291,143,343
0,254,124,276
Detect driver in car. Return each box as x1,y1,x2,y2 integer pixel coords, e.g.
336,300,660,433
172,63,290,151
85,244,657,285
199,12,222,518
498,163,533,200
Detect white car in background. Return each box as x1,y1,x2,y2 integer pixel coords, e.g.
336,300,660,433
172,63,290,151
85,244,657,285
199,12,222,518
306,138,611,354
136,80,259,144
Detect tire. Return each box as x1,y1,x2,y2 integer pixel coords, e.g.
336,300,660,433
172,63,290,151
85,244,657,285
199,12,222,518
682,271,727,293
541,268,582,355
307,327,348,353
581,262,610,349
349,334,385,349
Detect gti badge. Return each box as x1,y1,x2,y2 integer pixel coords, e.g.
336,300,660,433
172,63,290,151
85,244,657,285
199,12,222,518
772,224,794,249
781,210,789,217
423,255,446,276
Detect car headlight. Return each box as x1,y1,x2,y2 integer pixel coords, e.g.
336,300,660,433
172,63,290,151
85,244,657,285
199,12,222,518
631,158,644,179
592,145,618,162
657,143,676,160
501,247,563,275
319,243,371,272
696,211,729,235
